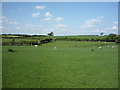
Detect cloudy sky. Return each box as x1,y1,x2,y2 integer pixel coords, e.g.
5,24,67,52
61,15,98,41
1,2,118,36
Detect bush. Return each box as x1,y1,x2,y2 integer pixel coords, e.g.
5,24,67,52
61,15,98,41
107,33,117,42
8,49,14,52
115,39,120,43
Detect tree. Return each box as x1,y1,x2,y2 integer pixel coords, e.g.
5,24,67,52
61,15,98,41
100,32,104,36
107,33,117,42
11,39,15,45
47,32,54,36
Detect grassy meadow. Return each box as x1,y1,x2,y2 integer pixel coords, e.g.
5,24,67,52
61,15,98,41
2,41,118,88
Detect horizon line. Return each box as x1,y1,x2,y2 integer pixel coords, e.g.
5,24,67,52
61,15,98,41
1,0,119,2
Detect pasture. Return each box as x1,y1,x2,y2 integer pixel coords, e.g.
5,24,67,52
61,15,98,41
2,41,118,88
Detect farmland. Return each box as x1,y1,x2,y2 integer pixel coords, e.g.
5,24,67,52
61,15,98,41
2,2,118,88
2,41,118,88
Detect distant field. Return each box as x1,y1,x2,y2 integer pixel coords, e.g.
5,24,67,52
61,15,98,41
1,35,107,40
1,35,22,38
2,41,118,88
54,35,106,39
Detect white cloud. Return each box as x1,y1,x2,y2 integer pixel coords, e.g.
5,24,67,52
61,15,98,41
35,6,46,10
92,29,106,33
10,24,43,34
43,28,67,33
81,16,104,28
9,21,18,25
43,28,54,32
0,27,2,30
92,28,118,34
0,16,9,24
0,16,6,20
0,26,6,31
114,21,118,24
16,26,21,30
56,17,64,21
43,24,68,34
112,26,118,30
32,12,40,18
111,21,118,31
16,24,42,32
44,17,64,22
44,17,51,21
92,24,118,34
59,29,67,32
45,12,52,17
53,24,67,27
1,16,19,25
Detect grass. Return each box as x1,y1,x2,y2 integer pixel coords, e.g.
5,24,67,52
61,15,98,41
53,35,106,39
2,41,118,88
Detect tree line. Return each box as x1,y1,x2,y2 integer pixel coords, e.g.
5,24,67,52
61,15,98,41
55,33,120,43
2,38,54,46
1,33,120,46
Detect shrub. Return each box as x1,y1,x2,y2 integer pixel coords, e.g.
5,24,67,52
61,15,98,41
115,39,120,44
8,49,14,52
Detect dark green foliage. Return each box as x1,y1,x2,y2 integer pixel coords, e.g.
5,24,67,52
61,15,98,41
54,35,108,42
55,34,119,42
40,38,53,44
107,33,117,42
100,32,104,36
1,34,47,38
115,35,120,43
8,49,14,52
115,39,120,43
11,39,15,45
47,32,54,36
2,34,119,46
2,38,53,46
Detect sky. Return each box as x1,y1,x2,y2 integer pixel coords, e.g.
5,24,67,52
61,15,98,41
1,2,118,36
1,0,119,2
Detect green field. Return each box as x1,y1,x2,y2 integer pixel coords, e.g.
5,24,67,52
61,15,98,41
2,41,118,88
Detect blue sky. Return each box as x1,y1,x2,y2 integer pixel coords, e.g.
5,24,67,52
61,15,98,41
1,2,118,36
